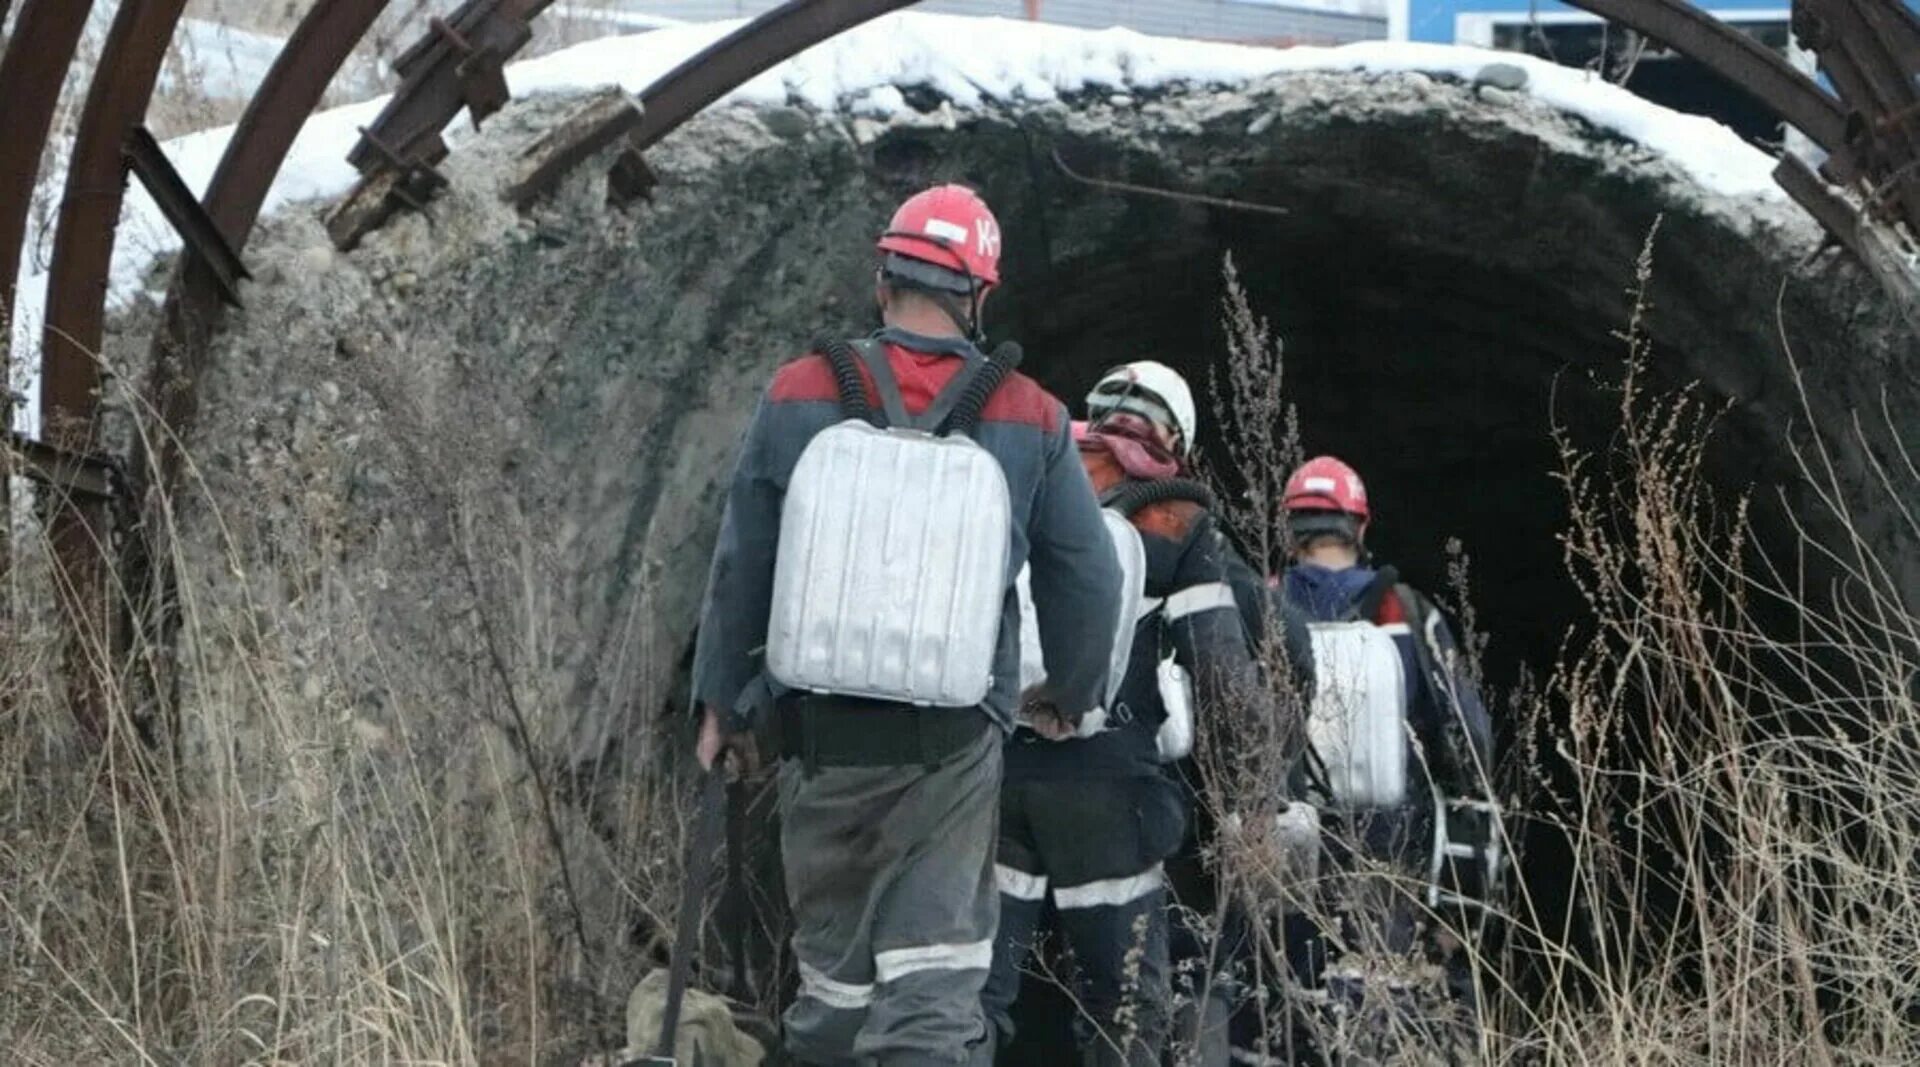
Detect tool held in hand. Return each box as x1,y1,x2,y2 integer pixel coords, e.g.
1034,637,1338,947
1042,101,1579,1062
629,765,729,1067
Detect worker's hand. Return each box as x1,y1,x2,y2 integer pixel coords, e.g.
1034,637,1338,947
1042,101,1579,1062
1029,707,1078,741
696,705,761,777
1019,688,1080,741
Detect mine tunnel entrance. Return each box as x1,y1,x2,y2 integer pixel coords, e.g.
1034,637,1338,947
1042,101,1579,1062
883,122,1825,1058
969,135,1787,700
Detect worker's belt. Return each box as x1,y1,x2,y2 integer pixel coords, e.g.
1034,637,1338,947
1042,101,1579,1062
780,695,988,771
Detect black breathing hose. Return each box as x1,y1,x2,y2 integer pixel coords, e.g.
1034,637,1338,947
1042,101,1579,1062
943,341,1024,436
1105,476,1215,518
812,333,872,423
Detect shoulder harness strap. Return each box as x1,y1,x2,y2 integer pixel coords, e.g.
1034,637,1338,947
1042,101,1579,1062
851,338,1001,434
1357,564,1400,623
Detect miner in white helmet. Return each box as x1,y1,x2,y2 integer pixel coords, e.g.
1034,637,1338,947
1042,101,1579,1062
983,360,1304,1066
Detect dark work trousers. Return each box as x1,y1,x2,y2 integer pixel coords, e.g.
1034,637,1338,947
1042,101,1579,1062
779,726,1002,1067
981,775,1187,1067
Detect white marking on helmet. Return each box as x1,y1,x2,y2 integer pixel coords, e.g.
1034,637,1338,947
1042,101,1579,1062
976,217,1000,258
1303,476,1338,494
923,218,969,244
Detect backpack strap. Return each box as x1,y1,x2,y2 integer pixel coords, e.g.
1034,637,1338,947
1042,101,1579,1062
1394,583,1482,791
851,339,912,429
852,338,990,434
1356,564,1400,623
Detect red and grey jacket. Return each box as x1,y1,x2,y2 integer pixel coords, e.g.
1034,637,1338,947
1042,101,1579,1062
692,327,1123,731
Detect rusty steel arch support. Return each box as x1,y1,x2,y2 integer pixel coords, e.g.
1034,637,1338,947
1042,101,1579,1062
0,0,100,626
38,0,192,743
1564,0,1848,156
142,0,394,513
0,0,100,357
630,0,920,151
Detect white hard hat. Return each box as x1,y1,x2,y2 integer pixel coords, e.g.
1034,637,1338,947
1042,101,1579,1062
1086,361,1198,457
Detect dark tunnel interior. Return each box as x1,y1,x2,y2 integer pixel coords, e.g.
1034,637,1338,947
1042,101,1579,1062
995,193,1640,698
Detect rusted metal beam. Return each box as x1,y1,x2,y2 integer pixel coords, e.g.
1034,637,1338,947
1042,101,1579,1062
328,0,558,248
1774,153,1865,261
145,0,391,446
346,0,553,174
125,127,251,306
1776,153,1920,332
1796,0,1920,225
0,0,98,370
43,0,191,447
6,432,119,504
144,0,391,501
631,0,921,152
325,126,450,249
0,0,99,624
40,0,191,744
1561,0,1848,156
506,88,645,208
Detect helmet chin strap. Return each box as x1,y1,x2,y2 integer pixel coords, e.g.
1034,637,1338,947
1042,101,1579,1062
880,248,987,345
924,287,984,344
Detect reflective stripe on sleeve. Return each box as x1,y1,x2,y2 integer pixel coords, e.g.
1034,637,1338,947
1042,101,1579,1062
1164,582,1237,621
995,864,1049,901
874,939,994,983
798,959,874,1010
1052,864,1164,910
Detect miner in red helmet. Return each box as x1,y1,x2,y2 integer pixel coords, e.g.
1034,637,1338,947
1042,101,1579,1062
692,184,1120,1066
1237,455,1496,1063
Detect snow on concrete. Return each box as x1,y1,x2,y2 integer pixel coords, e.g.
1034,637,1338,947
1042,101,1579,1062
503,14,1780,198
10,9,1793,418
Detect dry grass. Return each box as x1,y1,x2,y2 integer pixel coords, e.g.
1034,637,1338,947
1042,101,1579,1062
0,335,701,1063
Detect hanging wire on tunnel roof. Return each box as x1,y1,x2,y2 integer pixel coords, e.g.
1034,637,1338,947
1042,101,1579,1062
1050,147,1291,218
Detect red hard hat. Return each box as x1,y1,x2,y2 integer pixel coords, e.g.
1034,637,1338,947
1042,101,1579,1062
1284,455,1370,520
876,184,1002,290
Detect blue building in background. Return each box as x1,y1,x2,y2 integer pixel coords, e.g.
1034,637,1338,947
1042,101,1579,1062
1389,0,1787,45
1389,0,1917,143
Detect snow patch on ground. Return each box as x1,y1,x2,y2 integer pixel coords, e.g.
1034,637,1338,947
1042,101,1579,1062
10,10,1794,419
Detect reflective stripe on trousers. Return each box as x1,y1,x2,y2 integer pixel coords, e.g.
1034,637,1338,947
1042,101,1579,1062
1053,863,1164,910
